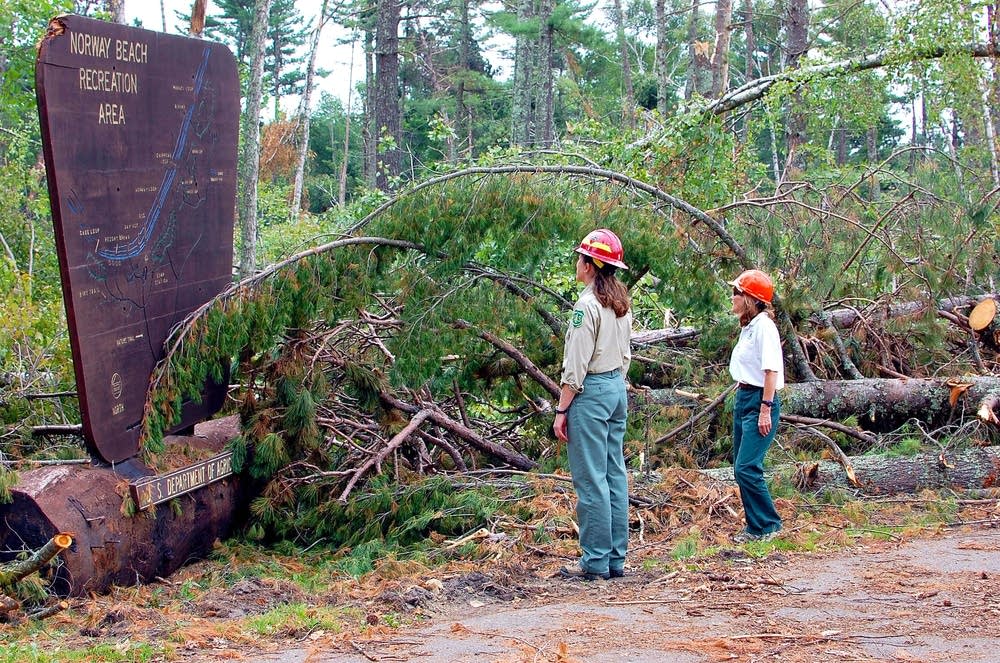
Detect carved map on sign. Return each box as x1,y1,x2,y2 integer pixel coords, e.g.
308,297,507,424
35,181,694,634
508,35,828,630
36,15,239,463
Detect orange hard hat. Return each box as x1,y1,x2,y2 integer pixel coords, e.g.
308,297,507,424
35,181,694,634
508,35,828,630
575,228,628,270
729,269,774,303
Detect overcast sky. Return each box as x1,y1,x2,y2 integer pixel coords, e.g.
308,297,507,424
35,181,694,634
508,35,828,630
122,0,362,117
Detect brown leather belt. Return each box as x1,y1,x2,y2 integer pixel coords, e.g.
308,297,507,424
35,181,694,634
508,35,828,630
737,382,762,391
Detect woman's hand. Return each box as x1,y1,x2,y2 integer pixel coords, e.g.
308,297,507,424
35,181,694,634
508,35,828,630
554,413,569,442
758,406,772,436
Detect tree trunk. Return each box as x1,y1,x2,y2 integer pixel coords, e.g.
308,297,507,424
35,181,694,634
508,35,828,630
703,446,1000,495
612,0,636,128
105,0,125,23
645,377,1000,433
339,41,355,207
189,0,207,36
290,1,330,221
655,0,669,116
779,377,1000,433
737,0,755,140
684,0,701,99
782,0,808,174
511,0,535,146
374,0,402,190
457,0,472,159
537,0,556,146
236,0,274,279
866,125,879,200
710,0,733,99
818,294,996,330
363,27,377,187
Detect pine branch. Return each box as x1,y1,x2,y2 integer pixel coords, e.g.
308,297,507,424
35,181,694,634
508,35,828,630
453,319,560,398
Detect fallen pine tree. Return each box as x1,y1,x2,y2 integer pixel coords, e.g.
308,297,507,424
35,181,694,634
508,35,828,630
644,376,1000,433
702,445,1000,495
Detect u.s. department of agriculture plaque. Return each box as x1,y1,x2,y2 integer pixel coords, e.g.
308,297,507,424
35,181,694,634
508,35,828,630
36,15,239,463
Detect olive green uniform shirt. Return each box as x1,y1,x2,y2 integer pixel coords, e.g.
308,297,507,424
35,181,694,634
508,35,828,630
560,284,632,393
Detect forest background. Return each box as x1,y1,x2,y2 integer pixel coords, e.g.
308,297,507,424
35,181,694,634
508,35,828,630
0,0,999,611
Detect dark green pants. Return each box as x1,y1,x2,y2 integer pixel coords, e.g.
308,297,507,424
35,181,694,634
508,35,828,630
732,387,782,536
566,370,629,575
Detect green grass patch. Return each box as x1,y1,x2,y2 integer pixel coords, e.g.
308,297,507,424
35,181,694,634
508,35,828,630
244,603,346,638
0,640,163,663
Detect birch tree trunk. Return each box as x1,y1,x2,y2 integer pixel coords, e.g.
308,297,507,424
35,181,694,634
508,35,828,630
290,1,330,221
237,0,274,278
710,0,732,99
374,0,402,190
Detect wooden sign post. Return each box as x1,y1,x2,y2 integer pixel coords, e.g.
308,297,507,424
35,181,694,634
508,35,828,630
36,15,239,463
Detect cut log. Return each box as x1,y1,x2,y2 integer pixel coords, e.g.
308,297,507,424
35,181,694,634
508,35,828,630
816,294,995,330
0,416,250,596
644,377,1000,433
0,533,72,588
969,297,1000,351
779,377,1000,432
701,445,1000,494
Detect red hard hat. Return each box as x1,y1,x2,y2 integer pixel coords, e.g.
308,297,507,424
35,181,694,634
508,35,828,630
729,269,774,303
575,228,628,270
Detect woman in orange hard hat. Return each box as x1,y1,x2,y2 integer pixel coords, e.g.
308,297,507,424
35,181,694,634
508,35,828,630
554,229,632,580
728,269,783,543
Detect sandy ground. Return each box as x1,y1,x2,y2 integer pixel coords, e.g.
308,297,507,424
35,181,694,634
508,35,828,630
203,525,1000,663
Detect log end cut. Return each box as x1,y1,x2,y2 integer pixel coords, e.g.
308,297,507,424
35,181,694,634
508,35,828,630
969,297,997,331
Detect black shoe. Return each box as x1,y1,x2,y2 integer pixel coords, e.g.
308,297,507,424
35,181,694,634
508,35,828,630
559,561,610,581
609,568,624,578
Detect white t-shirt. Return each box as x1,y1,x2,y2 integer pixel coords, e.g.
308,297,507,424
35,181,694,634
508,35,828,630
728,312,784,390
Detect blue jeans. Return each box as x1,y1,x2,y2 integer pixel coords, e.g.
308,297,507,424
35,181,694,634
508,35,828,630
566,370,628,575
732,387,782,536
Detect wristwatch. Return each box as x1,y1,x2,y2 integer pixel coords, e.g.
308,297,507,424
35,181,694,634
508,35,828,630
555,408,569,415
760,400,774,408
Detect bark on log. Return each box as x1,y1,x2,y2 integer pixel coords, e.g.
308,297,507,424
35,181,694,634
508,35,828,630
816,294,996,330
643,377,1000,433
779,377,1000,432
702,446,1000,495
0,533,72,588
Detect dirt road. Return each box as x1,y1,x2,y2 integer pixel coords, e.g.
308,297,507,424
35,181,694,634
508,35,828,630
239,525,999,662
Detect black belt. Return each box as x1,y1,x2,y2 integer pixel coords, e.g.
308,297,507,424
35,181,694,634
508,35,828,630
737,382,762,391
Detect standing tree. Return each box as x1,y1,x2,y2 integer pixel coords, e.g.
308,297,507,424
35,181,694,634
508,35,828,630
237,0,274,277
374,0,403,190
289,0,331,220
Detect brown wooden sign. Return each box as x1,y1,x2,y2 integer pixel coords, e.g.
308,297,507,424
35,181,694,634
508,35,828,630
129,451,234,510
36,15,239,463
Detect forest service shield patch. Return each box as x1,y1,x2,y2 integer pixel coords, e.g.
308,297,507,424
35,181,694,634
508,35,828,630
571,310,584,328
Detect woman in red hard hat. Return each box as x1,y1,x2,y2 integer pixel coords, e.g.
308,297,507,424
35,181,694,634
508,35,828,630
554,229,632,580
728,269,783,543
